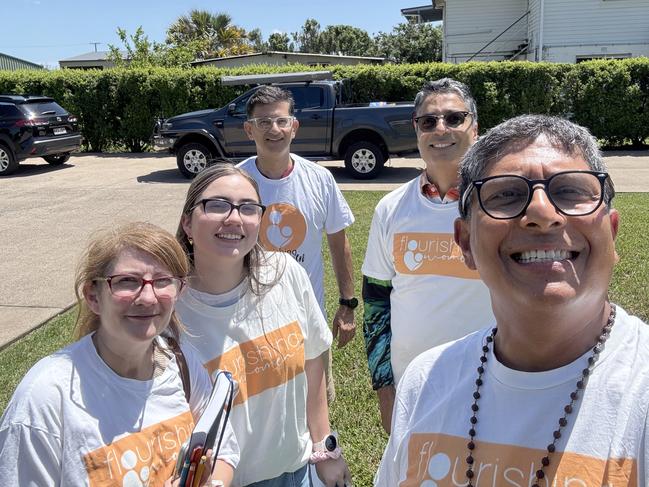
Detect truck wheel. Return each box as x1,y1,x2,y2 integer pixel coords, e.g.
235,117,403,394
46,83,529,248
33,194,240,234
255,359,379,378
344,141,385,180
0,144,18,176
177,142,212,179
43,153,71,165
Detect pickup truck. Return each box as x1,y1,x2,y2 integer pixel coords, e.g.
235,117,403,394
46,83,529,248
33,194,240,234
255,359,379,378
153,72,417,179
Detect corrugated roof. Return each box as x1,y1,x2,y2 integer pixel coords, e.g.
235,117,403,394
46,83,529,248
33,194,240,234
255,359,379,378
0,52,43,70
59,51,127,62
192,51,385,65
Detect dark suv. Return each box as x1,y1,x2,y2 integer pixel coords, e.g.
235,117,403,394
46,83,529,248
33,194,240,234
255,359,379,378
0,95,82,175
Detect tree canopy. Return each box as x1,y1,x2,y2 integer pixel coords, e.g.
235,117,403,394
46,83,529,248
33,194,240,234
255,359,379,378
107,12,443,68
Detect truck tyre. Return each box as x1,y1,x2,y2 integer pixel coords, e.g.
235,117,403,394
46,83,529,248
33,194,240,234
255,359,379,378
43,153,71,165
344,141,385,180
177,142,212,179
0,144,18,176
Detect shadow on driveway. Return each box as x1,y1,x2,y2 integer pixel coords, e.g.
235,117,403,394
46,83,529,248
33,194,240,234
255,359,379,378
137,169,189,184
2,162,72,178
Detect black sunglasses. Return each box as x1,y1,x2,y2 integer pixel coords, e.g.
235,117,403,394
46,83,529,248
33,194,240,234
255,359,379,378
413,111,473,131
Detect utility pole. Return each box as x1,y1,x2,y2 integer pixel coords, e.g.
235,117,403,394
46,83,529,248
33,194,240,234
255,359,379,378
89,42,101,52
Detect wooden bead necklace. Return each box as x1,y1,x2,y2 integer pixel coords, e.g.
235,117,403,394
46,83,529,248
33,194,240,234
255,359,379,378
465,304,617,487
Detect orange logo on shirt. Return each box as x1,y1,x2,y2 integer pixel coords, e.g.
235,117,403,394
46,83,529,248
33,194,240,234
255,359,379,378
401,433,636,486
203,321,305,405
393,233,479,279
83,411,193,486
259,203,307,251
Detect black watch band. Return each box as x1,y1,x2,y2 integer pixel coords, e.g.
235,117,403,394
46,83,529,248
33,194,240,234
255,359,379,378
338,297,359,309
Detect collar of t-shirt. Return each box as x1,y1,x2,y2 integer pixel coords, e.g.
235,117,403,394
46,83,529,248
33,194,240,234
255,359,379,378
186,279,248,308
420,171,460,203
255,157,294,179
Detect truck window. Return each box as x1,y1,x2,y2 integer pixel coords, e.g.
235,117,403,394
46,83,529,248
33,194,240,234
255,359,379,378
287,87,324,110
232,95,251,116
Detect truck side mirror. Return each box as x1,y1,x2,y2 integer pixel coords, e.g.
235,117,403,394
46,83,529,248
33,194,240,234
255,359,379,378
227,103,236,114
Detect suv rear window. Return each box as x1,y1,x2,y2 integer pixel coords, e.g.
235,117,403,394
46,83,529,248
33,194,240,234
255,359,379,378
18,101,68,117
0,104,21,117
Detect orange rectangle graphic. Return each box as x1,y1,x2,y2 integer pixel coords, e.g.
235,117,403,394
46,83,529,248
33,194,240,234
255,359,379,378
402,433,636,487
204,321,305,405
84,411,194,486
393,232,479,279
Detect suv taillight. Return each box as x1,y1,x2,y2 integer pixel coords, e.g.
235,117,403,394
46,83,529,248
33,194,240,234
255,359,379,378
15,118,49,127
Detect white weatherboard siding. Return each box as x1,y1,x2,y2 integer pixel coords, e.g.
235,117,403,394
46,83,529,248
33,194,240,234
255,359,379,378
539,0,649,62
526,0,542,60
443,0,529,63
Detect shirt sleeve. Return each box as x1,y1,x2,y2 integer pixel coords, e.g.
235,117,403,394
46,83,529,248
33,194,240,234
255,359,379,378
292,258,332,360
362,276,394,389
183,342,213,421
0,422,61,486
374,391,412,486
323,172,355,235
361,202,395,281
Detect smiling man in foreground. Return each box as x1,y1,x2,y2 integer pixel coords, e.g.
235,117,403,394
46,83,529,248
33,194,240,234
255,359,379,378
375,114,649,486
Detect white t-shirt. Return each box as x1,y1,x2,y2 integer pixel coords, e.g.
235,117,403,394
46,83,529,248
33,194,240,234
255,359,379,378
238,154,355,312
176,252,333,486
0,334,239,486
362,176,494,383
375,305,649,487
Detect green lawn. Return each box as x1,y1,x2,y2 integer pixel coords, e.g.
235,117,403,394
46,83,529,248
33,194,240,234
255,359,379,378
1,191,647,487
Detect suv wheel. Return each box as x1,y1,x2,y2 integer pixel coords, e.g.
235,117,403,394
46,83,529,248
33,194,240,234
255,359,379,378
177,142,212,179
43,153,71,165
0,144,18,176
344,141,385,180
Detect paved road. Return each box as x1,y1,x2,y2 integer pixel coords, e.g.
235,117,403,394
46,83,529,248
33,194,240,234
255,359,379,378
1,151,648,349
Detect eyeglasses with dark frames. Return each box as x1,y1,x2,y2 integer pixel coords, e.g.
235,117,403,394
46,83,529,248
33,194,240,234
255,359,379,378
96,275,185,299
413,111,473,132
463,170,610,220
247,116,295,131
193,198,266,220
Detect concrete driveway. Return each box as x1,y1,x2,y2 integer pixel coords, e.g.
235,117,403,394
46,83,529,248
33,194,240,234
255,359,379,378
1,151,648,349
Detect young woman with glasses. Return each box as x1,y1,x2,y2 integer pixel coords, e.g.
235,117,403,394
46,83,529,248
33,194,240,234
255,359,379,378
0,222,238,486
175,164,351,487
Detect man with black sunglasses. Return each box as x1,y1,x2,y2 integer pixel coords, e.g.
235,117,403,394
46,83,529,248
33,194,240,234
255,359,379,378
362,79,494,433
376,115,649,487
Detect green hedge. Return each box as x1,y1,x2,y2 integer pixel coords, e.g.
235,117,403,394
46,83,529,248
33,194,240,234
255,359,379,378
1,59,647,151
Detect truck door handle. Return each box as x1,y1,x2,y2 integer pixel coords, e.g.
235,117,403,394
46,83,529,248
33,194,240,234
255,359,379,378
214,121,224,128
310,114,321,120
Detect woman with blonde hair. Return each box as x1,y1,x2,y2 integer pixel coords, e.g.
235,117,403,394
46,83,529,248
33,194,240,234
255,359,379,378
0,222,238,486
176,164,351,487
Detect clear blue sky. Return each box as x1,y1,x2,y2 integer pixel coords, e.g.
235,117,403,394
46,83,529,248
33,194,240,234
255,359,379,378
1,0,428,69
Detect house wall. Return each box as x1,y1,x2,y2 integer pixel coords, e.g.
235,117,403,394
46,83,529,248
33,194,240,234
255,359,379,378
541,0,649,62
526,0,541,60
443,0,530,63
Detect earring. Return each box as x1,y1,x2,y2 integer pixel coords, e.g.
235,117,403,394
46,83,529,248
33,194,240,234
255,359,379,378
188,237,193,245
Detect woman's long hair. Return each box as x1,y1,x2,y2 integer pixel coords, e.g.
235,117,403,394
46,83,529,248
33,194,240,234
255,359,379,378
176,163,283,295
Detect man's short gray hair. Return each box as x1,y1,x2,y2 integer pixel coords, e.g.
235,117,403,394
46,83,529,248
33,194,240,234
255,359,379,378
458,114,615,219
414,78,478,125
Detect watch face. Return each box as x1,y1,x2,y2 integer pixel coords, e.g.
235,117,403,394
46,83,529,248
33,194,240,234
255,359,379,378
340,297,358,309
325,435,337,452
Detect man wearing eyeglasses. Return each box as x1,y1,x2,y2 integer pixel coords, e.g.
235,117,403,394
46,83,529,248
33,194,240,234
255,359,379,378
238,85,356,403
362,79,494,433
375,115,649,487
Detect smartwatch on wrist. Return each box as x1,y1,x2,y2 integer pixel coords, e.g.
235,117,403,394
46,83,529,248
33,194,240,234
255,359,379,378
313,433,338,452
338,297,359,309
